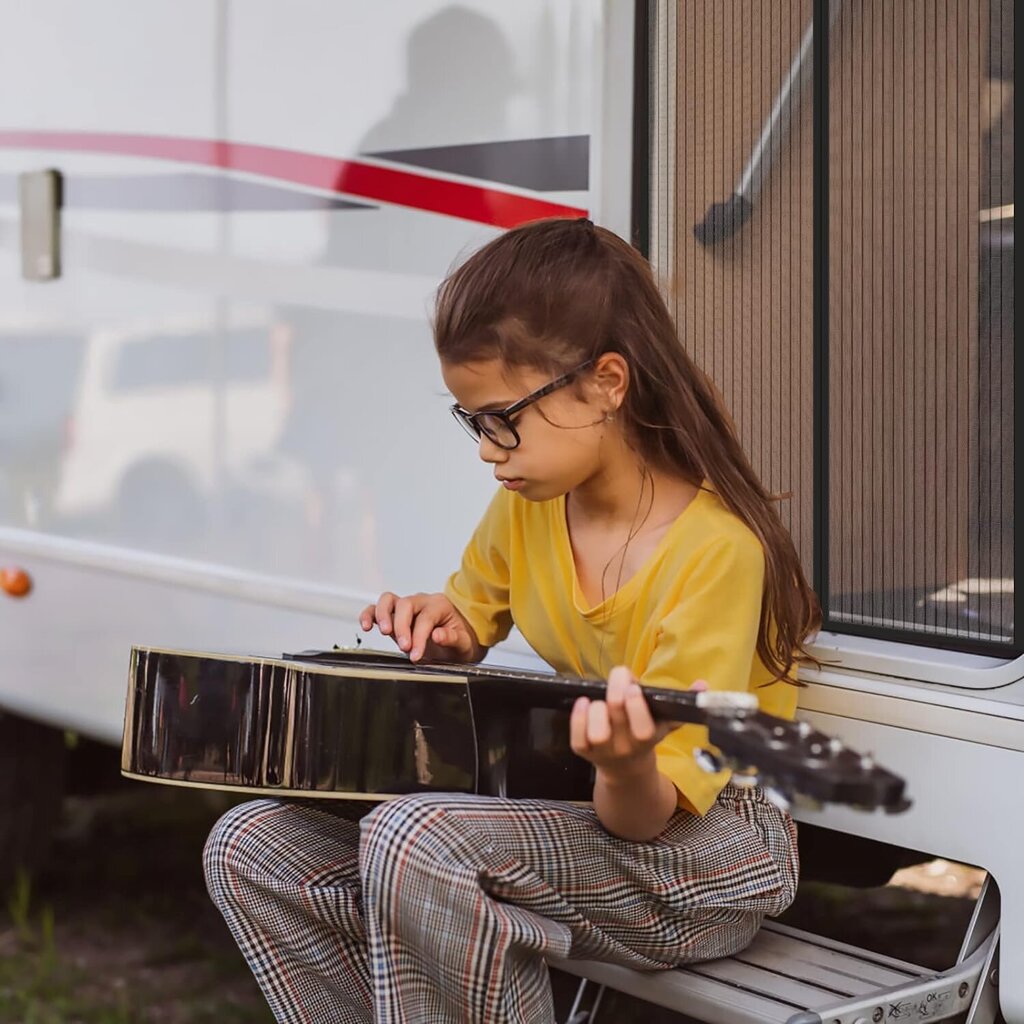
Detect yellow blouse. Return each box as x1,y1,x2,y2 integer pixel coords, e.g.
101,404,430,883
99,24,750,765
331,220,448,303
444,483,797,815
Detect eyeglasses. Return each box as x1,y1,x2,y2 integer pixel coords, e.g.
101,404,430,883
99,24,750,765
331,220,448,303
449,359,595,451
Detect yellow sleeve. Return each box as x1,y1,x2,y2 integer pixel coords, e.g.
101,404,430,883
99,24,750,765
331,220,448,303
443,489,514,650
644,534,766,816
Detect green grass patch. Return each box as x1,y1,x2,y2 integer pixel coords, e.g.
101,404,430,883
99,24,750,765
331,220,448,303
1,838,274,1024
0,869,131,1023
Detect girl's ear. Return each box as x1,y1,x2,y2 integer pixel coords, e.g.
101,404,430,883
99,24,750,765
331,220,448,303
592,352,629,412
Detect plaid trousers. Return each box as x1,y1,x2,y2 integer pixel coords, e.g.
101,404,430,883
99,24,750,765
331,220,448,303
203,785,798,1024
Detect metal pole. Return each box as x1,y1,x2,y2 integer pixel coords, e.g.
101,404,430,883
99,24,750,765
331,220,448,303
694,0,843,245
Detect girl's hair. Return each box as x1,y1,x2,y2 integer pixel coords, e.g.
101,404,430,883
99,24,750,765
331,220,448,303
433,217,822,683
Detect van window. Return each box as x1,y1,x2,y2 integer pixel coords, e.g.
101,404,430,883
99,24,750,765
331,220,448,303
111,329,273,391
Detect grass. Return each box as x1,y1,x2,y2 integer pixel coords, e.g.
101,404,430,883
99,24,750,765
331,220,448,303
0,877,264,1024
0,869,131,1024
0,777,275,1024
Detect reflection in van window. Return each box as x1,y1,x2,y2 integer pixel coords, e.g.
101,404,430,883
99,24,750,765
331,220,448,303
111,330,272,391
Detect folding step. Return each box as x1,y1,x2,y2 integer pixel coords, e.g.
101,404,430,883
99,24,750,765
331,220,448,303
552,915,998,1024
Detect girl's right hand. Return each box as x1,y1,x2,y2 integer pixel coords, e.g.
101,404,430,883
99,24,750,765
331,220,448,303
358,592,482,664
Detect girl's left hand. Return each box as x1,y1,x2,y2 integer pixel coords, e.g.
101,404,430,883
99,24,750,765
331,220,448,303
570,666,703,780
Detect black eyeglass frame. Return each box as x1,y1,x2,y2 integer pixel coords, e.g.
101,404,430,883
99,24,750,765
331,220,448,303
449,359,596,450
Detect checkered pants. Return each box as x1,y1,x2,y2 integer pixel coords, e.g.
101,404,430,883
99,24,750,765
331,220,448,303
203,785,798,1023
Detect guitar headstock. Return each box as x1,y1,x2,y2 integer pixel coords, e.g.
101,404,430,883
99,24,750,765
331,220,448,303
699,712,910,813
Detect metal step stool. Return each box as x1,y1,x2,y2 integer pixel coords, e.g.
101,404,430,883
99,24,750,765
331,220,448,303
552,878,1001,1024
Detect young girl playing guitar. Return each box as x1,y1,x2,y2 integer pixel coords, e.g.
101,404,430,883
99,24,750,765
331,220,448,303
204,217,821,1023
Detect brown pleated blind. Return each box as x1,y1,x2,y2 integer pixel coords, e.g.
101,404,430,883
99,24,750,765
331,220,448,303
652,0,1016,653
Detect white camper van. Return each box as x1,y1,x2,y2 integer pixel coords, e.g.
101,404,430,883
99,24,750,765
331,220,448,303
0,1,1018,1021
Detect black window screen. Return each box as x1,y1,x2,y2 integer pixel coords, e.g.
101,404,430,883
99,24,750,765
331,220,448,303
649,0,1017,656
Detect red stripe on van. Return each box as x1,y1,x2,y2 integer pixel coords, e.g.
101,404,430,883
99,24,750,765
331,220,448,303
0,130,589,228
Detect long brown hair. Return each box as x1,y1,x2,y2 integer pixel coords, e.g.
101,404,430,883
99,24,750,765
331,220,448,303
434,217,821,682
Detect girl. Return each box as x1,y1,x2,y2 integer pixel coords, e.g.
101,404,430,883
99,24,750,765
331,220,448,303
204,217,821,1023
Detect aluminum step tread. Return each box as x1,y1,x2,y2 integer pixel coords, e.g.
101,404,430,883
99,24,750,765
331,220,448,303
552,924,939,1024
735,926,924,994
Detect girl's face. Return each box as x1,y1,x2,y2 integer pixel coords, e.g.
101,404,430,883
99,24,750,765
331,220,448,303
441,358,611,501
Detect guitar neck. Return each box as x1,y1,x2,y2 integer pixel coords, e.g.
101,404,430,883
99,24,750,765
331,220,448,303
486,673,759,723
286,649,756,724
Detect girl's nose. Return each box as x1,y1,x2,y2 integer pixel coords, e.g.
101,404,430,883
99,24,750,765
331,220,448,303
478,434,509,463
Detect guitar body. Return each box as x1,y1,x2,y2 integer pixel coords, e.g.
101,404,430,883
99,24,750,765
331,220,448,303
123,646,603,802
122,646,909,811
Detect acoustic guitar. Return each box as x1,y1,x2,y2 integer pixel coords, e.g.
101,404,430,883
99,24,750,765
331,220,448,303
121,645,909,812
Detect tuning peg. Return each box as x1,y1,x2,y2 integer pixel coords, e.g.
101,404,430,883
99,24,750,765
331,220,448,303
694,748,724,774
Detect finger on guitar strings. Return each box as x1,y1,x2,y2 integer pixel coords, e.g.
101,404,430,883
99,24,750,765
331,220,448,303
392,594,425,652
602,663,634,712
623,683,657,743
358,604,375,631
586,698,613,746
409,604,442,661
374,592,398,635
421,624,458,660
570,696,592,754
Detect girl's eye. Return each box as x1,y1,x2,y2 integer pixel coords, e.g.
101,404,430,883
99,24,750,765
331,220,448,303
480,412,519,428
478,412,519,448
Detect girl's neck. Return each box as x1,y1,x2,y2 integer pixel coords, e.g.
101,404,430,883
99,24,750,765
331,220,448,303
567,445,699,530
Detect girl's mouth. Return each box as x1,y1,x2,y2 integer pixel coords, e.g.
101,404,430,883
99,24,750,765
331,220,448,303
498,478,525,491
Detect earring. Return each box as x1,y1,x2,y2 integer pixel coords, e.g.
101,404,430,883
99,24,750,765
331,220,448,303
605,411,615,422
